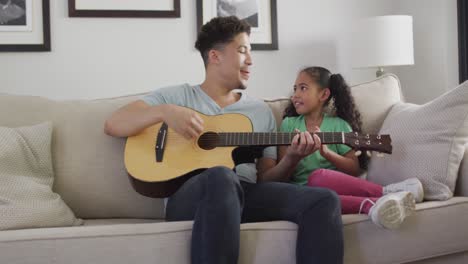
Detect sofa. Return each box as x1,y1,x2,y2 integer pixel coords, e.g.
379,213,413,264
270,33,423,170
1,74,468,264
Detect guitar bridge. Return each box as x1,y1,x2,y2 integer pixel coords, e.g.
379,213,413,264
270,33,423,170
155,123,168,162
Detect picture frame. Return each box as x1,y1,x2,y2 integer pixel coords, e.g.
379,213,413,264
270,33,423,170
0,0,50,52
68,0,181,18
196,0,278,50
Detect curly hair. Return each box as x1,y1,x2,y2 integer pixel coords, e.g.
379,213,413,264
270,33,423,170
195,16,251,66
283,66,368,169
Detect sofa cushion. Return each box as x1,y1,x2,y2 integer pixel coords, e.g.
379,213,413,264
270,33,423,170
368,81,468,200
0,122,82,230
343,197,468,264
349,74,403,134
0,94,165,219
264,98,290,130
1,198,468,264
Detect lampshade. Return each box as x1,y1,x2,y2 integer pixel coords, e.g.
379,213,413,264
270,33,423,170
352,15,414,69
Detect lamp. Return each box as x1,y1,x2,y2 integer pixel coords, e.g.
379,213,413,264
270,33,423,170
352,15,414,77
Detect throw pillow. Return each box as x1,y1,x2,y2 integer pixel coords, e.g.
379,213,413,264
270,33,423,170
0,122,82,230
368,81,468,201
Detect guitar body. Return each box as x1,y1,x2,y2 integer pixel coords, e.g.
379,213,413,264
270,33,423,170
125,112,253,198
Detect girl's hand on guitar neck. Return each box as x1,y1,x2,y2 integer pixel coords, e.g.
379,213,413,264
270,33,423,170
285,129,321,162
311,126,331,159
162,105,204,139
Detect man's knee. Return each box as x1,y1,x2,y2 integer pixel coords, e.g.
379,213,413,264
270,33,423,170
324,189,341,210
305,188,341,216
198,166,243,211
205,166,240,187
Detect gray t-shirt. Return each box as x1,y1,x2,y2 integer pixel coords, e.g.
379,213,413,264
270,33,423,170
141,83,277,183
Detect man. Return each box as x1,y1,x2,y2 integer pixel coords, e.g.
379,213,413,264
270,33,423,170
104,16,343,264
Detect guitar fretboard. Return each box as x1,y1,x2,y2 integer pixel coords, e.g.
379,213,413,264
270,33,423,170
217,132,344,146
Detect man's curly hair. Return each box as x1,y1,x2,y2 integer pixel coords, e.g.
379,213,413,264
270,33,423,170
195,16,251,66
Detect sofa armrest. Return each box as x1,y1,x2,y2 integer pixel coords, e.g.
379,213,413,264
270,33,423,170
455,145,468,196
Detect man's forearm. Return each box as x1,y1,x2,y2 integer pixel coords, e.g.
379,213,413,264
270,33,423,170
104,102,168,137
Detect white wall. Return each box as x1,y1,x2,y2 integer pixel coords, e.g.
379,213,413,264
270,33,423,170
0,0,458,103
391,0,459,104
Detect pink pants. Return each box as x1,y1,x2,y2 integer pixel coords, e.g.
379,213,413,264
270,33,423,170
307,169,383,214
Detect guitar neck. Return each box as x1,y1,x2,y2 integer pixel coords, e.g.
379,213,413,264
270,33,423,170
217,132,344,146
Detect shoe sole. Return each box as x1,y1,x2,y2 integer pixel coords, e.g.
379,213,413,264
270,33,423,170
374,192,415,229
406,178,424,203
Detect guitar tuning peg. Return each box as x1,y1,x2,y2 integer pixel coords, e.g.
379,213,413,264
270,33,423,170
354,150,362,156
366,151,372,157
376,152,385,158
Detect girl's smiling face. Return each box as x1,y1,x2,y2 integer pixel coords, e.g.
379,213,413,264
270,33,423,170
291,71,330,115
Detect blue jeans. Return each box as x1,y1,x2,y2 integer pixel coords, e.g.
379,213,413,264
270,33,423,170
165,166,343,264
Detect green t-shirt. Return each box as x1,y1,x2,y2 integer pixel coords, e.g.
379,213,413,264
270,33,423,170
280,114,353,185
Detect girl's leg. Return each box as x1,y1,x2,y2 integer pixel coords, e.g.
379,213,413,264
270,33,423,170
308,169,383,197
339,195,377,214
340,193,416,229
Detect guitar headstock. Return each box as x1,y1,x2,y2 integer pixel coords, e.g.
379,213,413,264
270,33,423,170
344,132,392,154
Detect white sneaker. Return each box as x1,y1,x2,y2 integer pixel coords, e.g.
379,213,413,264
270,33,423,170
383,178,424,203
368,191,416,229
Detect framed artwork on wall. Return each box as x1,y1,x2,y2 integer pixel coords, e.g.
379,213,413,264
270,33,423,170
68,0,181,18
0,0,50,52
196,0,278,50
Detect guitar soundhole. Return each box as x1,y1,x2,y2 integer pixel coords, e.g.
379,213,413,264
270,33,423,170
198,132,220,150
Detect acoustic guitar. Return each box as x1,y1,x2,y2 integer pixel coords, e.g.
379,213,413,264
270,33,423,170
125,109,392,198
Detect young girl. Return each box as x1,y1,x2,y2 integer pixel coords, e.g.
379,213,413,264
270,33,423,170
279,66,424,229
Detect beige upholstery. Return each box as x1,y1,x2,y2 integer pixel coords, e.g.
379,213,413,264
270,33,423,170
0,94,164,219
368,82,468,200
0,74,467,264
0,122,82,230
1,198,468,264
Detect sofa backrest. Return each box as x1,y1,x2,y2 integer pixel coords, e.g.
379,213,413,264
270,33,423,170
0,74,404,219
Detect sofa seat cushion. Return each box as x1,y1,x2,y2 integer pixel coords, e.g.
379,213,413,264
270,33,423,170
343,197,468,264
0,220,297,264
1,197,468,264
83,218,162,226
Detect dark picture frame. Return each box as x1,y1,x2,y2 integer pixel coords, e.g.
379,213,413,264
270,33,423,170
0,0,50,52
196,0,278,50
68,0,180,18
458,0,468,83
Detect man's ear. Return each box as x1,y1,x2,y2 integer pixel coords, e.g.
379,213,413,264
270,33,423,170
320,88,331,102
208,49,221,65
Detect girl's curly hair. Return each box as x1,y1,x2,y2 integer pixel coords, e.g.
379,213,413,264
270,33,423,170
283,66,368,170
